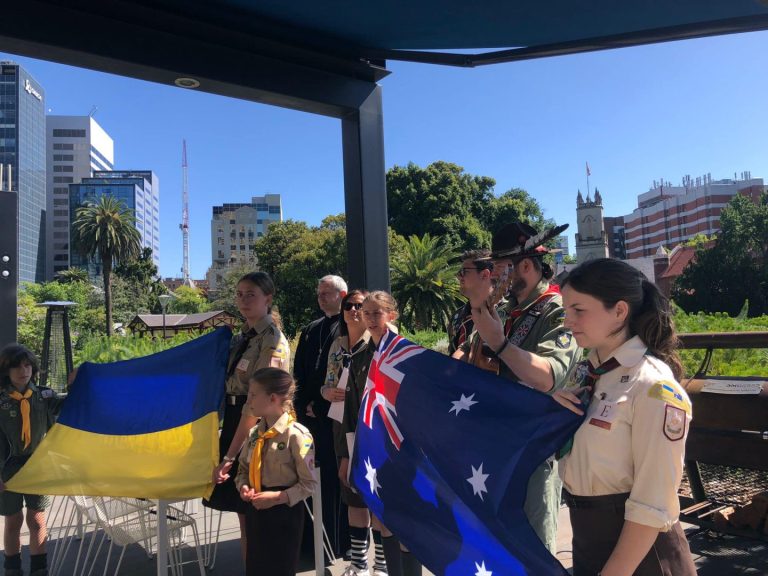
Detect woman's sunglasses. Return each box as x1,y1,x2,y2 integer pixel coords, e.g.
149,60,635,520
343,302,364,311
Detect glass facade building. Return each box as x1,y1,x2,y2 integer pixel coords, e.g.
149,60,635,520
69,171,160,276
0,62,47,283
46,116,114,279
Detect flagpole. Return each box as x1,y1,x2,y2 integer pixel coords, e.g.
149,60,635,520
586,162,591,198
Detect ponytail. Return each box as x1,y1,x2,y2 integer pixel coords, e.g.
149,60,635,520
630,280,683,380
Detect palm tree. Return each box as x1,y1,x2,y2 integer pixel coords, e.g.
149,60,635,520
391,233,462,331
72,196,141,336
55,267,89,284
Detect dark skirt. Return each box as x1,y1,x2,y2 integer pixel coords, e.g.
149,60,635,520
203,402,250,514
565,491,697,576
245,492,305,576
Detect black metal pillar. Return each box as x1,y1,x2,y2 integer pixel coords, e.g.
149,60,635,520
0,190,18,349
342,86,390,291
39,302,76,392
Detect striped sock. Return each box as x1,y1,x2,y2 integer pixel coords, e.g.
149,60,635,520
372,530,387,573
349,526,370,570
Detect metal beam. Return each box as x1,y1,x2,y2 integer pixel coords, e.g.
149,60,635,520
342,86,390,291
0,0,388,118
0,191,18,349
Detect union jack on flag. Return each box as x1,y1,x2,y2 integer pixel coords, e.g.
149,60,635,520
361,332,425,450
351,330,583,575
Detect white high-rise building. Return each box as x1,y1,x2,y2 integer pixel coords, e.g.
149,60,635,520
46,115,114,279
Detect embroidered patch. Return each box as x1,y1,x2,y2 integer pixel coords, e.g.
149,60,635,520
277,442,286,450
663,405,687,441
556,332,572,349
550,310,566,328
41,388,55,398
620,375,630,383
299,438,313,457
9,410,17,417
0,402,11,410
648,381,691,414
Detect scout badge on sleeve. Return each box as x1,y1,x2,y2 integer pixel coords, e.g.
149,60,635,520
663,405,687,441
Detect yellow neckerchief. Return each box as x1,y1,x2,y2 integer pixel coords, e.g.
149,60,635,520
249,412,294,492
8,387,34,449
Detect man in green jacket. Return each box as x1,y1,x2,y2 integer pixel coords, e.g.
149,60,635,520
457,221,581,554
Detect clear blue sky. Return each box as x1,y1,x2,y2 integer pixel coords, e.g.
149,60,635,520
3,30,767,279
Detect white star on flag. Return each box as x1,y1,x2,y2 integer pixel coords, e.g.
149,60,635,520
475,561,492,576
449,393,478,415
364,457,381,496
466,463,489,500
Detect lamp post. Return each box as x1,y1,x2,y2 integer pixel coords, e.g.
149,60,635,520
158,294,172,339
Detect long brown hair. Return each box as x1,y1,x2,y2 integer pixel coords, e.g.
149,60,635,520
562,258,683,379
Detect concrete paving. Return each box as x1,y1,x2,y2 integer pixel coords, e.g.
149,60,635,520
0,497,764,575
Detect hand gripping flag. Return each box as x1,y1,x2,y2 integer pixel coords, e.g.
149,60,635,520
351,331,584,576
7,328,230,499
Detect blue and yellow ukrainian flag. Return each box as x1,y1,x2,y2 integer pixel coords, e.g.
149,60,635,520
7,328,231,498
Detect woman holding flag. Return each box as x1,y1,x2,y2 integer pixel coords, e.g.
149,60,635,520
554,258,696,576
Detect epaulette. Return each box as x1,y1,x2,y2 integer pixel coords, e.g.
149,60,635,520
291,421,311,436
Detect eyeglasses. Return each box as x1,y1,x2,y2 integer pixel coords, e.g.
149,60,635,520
343,302,363,311
457,267,481,278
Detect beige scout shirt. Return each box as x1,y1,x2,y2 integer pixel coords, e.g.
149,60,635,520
234,412,316,507
559,336,693,531
226,315,290,397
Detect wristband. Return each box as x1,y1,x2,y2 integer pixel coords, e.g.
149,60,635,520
222,455,236,463
494,339,510,357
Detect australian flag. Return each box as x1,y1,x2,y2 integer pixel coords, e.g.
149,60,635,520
351,331,583,576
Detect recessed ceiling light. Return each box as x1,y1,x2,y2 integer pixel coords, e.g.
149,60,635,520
174,77,200,89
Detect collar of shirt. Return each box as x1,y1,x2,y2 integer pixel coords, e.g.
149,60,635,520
242,315,275,337
587,335,647,370
256,411,292,436
3,383,39,397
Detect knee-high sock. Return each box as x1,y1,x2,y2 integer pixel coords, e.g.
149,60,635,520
400,551,422,576
372,530,387,573
381,535,403,576
348,526,370,570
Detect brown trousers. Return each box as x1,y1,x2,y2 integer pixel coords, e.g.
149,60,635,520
565,492,697,576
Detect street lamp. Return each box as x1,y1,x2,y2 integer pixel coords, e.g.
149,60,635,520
158,294,173,339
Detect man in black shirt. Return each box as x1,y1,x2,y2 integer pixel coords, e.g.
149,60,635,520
294,274,348,558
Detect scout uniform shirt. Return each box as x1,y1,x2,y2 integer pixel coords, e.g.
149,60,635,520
226,315,290,398
462,279,581,390
559,335,693,531
0,384,64,481
234,412,316,506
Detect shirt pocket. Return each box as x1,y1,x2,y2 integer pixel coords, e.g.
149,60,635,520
268,439,293,466
586,394,629,432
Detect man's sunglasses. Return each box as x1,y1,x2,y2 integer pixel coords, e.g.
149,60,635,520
343,302,364,311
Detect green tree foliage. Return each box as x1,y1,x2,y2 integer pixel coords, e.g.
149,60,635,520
17,280,105,357
390,234,462,331
72,196,142,336
674,193,768,316
110,247,167,324
387,161,495,250
169,285,211,314
481,188,553,236
254,217,347,337
54,267,89,283
386,162,552,251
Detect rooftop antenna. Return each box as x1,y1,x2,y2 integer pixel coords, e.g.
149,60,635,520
180,140,193,287
88,105,98,117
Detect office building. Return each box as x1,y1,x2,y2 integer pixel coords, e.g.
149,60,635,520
624,172,764,258
603,215,626,260
46,115,114,278
206,194,282,293
69,170,160,275
0,62,46,283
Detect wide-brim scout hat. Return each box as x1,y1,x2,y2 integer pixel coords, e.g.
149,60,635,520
482,221,569,261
